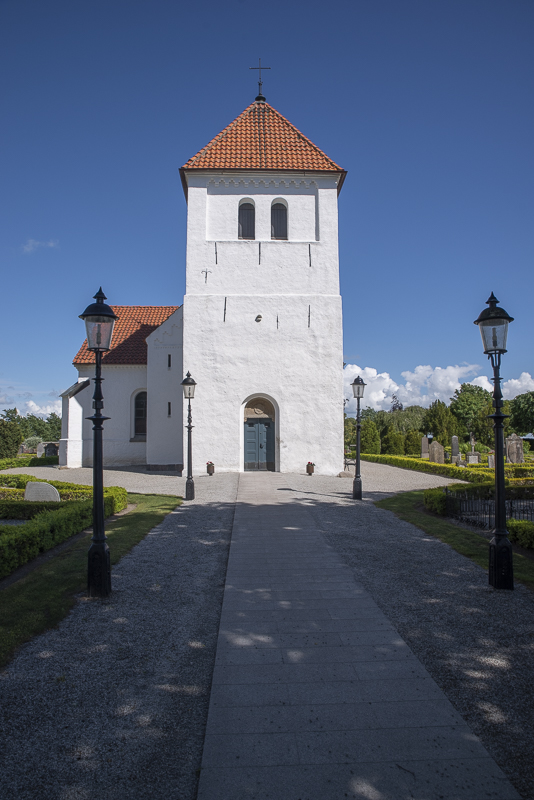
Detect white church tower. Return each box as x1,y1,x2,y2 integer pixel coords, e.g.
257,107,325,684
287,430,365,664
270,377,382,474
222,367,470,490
180,92,346,475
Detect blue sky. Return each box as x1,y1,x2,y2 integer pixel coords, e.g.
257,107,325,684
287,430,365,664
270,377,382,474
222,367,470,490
1,0,532,417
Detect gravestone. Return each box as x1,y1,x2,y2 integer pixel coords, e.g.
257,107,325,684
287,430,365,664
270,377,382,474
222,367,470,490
24,482,61,502
467,454,478,465
36,442,45,458
451,436,459,459
45,442,59,457
421,436,429,459
506,433,524,464
488,453,495,469
428,440,445,464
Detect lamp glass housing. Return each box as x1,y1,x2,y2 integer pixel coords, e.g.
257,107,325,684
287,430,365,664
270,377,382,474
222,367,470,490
84,316,115,351
478,318,509,354
182,373,196,399
351,377,366,399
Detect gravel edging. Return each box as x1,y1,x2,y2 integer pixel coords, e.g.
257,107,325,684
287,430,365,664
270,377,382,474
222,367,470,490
0,473,238,800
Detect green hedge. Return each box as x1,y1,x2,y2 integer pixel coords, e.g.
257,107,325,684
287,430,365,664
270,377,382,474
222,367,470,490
360,453,494,483
0,455,59,471
0,484,128,579
508,520,534,549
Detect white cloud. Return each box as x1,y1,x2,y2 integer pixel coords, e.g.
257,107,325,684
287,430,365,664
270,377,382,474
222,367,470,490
344,363,480,412
23,399,62,417
471,375,494,392
503,372,534,399
21,238,59,254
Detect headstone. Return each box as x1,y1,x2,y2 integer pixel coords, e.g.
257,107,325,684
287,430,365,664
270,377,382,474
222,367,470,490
428,440,445,464
488,454,495,469
24,482,61,502
421,436,429,459
467,454,478,465
451,455,461,466
451,436,459,458
45,443,59,457
506,433,524,464
36,442,45,458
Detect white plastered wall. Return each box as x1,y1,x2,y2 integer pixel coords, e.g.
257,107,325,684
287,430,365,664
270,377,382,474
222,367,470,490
182,169,344,475
59,380,90,468
75,365,148,467
146,308,184,466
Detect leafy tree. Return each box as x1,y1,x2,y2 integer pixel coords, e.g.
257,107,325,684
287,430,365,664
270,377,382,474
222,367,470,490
360,407,377,423
390,394,403,412
0,419,23,458
389,405,426,435
404,429,423,455
46,412,62,441
509,392,534,435
23,435,43,452
360,419,381,454
381,429,405,455
449,384,492,441
422,400,457,446
344,416,356,449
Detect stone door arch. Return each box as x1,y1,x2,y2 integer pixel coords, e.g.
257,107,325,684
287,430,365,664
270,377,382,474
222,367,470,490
243,396,277,472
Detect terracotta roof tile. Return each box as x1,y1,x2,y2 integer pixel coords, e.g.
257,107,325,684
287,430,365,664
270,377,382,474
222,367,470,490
181,101,344,174
73,306,180,366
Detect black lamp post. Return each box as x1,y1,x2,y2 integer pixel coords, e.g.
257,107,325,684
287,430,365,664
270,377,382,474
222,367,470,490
351,376,366,500
181,372,196,501
79,288,117,598
474,293,514,590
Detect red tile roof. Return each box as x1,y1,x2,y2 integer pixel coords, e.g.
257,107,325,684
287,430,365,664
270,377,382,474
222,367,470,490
73,306,180,366
180,100,346,193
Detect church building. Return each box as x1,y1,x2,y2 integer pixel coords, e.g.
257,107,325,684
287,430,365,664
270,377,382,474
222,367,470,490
60,91,346,476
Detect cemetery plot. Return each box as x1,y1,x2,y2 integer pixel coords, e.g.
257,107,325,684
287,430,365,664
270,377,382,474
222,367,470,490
0,474,127,579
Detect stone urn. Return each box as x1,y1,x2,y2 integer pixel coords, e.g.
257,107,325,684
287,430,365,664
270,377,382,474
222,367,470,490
207,463,215,476
306,463,314,476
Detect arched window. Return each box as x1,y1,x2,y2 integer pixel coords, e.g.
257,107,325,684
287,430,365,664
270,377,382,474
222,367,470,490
134,392,147,436
238,202,255,240
271,202,287,240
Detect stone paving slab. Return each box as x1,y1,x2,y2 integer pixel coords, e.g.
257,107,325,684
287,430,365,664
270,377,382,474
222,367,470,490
197,472,520,800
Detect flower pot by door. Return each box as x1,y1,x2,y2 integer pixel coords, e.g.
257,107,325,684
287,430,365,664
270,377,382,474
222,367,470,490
306,464,314,475
207,464,215,476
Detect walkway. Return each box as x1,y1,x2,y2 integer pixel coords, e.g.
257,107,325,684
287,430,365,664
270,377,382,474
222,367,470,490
197,473,519,800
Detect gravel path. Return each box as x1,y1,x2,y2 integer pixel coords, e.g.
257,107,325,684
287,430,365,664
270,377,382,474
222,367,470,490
2,464,532,799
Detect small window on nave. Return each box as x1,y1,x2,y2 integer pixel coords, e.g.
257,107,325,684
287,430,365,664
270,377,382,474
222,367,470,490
238,202,255,240
271,202,287,240
134,392,147,436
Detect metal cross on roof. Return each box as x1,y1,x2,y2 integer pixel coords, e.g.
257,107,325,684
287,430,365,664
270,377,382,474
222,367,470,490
250,58,271,101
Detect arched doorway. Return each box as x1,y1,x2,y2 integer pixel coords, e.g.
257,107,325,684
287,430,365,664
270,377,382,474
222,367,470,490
243,397,276,471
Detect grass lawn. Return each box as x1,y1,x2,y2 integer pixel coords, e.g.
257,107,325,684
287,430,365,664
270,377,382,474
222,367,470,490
375,490,534,591
0,492,181,669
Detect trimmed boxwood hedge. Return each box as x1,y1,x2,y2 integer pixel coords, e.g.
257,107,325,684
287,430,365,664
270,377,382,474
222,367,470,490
508,519,534,549
0,455,59,470
0,481,128,579
360,453,494,483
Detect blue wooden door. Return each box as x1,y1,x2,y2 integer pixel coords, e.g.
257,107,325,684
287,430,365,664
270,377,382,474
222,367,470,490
244,419,275,471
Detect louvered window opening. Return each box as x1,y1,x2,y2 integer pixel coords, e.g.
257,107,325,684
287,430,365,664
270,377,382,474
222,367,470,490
238,203,255,240
134,392,147,436
271,203,287,240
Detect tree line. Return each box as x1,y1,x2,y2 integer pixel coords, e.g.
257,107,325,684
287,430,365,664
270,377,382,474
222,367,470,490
0,408,62,459
345,386,534,456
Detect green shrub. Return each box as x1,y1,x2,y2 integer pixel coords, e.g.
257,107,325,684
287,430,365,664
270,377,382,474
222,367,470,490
508,519,534,549
0,420,23,459
381,430,405,456
360,419,381,454
423,488,447,515
404,430,422,455
23,436,43,451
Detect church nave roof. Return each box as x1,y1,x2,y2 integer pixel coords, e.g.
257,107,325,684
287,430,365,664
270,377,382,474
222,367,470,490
74,305,180,366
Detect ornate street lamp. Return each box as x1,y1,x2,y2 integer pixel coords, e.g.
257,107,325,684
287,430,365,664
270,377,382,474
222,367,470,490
181,372,196,501
79,288,117,597
474,293,514,590
351,376,366,500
